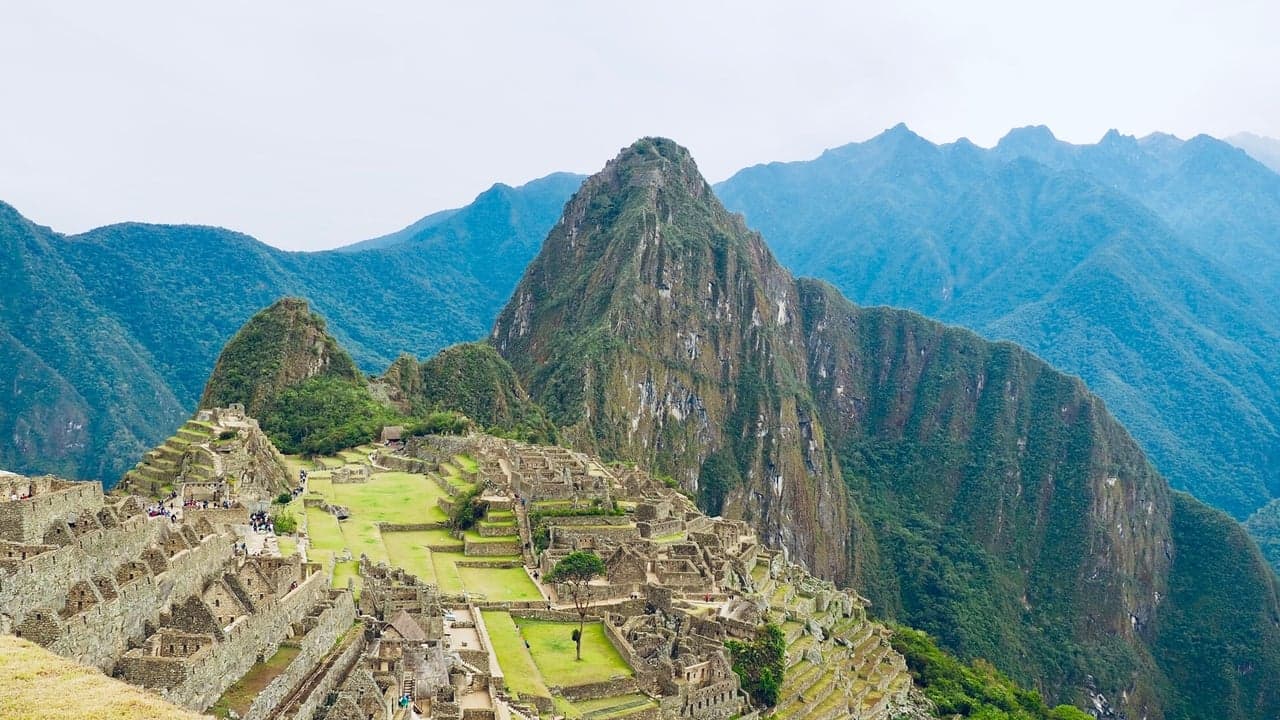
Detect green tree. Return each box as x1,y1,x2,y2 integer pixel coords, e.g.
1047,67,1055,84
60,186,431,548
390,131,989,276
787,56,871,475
547,551,605,660
725,622,785,707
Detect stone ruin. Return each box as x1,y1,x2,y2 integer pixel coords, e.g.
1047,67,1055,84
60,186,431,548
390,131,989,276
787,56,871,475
119,406,292,504
331,463,371,484
0,473,355,718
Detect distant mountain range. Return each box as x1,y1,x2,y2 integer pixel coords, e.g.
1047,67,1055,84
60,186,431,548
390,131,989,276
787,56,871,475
1228,131,1280,174
716,125,1280,526
0,171,582,484
3,126,1279,543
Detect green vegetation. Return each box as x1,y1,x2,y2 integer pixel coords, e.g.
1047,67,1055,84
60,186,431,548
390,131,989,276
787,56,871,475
448,483,485,531
413,342,558,444
270,510,297,535
1244,498,1280,573
547,551,606,660
481,610,552,700
716,126,1280,524
891,626,1090,720
515,618,633,684
725,622,785,708
262,375,402,456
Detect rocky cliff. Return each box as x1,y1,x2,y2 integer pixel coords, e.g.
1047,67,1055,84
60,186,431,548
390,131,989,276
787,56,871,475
491,138,1280,719
493,138,851,581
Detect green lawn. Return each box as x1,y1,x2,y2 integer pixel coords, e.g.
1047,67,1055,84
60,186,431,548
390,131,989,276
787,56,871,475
515,619,633,686
380,530,437,582
333,560,360,595
431,552,467,594
457,566,543,601
454,454,480,474
277,536,297,557
481,611,551,700
463,530,518,544
304,506,344,552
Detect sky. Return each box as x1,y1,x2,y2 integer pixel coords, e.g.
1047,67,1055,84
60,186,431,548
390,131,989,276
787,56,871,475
1,1,1276,251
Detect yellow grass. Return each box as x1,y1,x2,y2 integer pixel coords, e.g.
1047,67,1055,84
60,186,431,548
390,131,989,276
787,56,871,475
0,635,204,720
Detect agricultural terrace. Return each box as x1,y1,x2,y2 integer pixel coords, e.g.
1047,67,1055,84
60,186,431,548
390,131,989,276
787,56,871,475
281,447,541,602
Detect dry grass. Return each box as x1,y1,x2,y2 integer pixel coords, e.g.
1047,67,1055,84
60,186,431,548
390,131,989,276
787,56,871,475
0,635,204,720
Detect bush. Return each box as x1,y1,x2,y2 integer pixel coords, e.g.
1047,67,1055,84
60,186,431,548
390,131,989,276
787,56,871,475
275,492,293,505
272,511,298,535
449,484,485,531
726,622,785,708
218,429,238,441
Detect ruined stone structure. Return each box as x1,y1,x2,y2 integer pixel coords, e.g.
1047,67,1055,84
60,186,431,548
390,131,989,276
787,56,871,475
119,406,291,503
0,473,358,717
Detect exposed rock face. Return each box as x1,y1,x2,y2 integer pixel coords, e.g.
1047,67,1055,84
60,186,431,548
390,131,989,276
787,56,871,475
491,137,1280,719
493,138,850,581
199,297,360,418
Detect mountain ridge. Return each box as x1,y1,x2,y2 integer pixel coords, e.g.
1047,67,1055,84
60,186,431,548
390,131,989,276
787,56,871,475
492,136,1280,720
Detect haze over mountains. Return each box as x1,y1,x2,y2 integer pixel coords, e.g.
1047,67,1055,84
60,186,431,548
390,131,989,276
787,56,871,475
3,125,1279,553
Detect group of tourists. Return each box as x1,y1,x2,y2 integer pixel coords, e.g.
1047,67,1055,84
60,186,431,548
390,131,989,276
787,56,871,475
249,509,273,534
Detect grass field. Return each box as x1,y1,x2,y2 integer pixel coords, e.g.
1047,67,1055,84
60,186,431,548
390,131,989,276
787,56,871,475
0,636,207,720
380,530,437,582
457,565,542,601
514,619,633,686
481,611,551,700
286,451,541,600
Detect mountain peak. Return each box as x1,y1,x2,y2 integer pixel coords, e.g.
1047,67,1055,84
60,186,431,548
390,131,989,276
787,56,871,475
199,297,360,417
996,124,1059,151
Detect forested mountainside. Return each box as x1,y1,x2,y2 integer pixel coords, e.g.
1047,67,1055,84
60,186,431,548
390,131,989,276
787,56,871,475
492,137,1280,720
716,125,1280,526
0,172,580,485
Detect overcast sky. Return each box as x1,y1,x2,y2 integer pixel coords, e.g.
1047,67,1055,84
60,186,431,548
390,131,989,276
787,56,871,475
2,1,1276,250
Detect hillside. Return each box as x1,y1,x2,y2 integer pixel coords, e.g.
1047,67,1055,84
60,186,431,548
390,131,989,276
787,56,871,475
0,635,202,720
493,137,1280,720
716,126,1280,524
0,173,580,486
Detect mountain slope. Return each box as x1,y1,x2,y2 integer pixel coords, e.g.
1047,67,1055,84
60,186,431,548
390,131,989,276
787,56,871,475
493,137,852,580
199,297,361,417
0,173,580,485
1228,131,1280,174
492,137,1280,720
716,126,1280,521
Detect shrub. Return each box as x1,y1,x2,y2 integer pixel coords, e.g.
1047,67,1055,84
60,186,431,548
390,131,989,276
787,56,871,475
275,492,293,505
272,511,298,535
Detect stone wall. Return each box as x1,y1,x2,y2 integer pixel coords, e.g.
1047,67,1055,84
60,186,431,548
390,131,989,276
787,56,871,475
122,566,330,710
464,538,520,556
244,591,357,720
0,480,104,543
281,626,368,720
637,519,684,539
184,507,250,530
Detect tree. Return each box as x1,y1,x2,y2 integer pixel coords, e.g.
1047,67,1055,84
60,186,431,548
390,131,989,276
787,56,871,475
726,622,785,707
547,550,605,660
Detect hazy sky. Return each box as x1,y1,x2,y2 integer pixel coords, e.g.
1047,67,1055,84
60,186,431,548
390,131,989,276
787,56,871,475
2,1,1276,250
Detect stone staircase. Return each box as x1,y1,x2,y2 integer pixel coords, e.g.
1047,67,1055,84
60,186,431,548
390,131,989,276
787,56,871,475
748,557,913,720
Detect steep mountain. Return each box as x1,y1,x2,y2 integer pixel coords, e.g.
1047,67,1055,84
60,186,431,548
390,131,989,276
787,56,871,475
1226,131,1280,175
716,126,1280,522
199,297,361,418
0,173,580,486
493,137,1280,720
493,138,852,580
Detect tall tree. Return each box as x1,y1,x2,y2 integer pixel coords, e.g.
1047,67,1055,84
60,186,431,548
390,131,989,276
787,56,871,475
547,550,605,660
